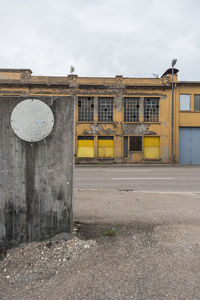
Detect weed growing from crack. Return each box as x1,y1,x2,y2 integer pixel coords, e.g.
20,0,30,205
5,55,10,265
104,228,117,237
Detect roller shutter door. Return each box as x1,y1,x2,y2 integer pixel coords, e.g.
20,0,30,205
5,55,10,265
98,137,114,158
143,136,160,159
179,128,200,164
77,137,94,158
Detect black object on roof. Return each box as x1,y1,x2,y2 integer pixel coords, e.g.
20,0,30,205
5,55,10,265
161,68,179,78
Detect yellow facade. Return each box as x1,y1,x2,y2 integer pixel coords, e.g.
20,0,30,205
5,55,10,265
1,68,200,164
174,84,200,163
75,88,171,163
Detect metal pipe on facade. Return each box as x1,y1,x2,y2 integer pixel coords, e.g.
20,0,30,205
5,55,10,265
171,58,177,164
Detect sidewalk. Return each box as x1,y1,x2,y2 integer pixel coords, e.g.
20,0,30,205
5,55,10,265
75,163,179,168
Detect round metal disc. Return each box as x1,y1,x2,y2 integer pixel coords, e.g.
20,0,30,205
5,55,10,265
10,99,54,142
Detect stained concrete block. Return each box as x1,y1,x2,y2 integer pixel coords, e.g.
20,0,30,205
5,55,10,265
0,96,74,247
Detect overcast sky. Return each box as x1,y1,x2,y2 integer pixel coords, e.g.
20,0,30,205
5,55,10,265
1,0,200,80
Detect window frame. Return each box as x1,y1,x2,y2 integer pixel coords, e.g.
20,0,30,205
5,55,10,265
123,136,128,158
144,97,159,123
123,136,143,157
129,136,143,152
78,96,94,122
194,94,200,112
124,97,140,123
98,97,114,122
180,94,191,111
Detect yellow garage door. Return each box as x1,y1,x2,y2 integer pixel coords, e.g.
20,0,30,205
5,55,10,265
143,136,159,159
98,137,114,158
77,137,94,158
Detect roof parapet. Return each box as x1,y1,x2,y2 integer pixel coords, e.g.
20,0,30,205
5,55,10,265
0,69,32,80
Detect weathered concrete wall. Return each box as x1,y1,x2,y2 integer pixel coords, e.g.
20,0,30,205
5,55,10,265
0,96,74,247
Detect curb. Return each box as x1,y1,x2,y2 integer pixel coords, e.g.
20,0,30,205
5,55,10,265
75,164,182,168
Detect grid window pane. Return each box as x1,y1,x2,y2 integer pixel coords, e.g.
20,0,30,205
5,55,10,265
78,136,94,140
98,136,113,140
144,98,159,122
78,97,94,121
180,95,190,111
124,97,139,122
98,97,113,122
194,95,200,111
130,136,142,151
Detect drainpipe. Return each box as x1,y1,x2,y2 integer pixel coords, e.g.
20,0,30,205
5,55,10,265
171,59,177,164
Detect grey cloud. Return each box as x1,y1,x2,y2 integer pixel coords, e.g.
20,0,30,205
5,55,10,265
0,0,200,80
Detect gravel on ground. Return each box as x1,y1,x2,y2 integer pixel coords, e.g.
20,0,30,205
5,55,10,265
1,190,200,300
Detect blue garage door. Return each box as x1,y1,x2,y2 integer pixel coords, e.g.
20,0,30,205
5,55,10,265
179,127,200,164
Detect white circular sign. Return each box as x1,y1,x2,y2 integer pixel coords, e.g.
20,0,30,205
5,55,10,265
10,99,54,142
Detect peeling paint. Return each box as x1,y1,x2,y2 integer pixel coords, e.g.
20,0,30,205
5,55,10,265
144,131,157,135
122,124,156,136
83,124,115,135
115,95,123,112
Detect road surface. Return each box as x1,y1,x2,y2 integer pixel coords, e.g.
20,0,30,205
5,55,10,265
74,166,200,193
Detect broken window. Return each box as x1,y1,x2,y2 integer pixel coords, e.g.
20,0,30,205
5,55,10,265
194,94,200,111
124,97,139,122
98,97,113,122
130,136,142,151
78,97,94,121
180,95,190,111
144,98,159,122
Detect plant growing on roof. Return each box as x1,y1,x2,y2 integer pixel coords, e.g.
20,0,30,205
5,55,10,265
70,65,75,74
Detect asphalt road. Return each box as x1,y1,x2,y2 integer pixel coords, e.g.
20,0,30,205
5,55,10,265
74,166,200,193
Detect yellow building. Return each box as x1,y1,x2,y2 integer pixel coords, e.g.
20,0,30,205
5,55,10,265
1,68,200,164
75,73,174,163
175,81,200,164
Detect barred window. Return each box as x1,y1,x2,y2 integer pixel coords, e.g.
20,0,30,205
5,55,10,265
194,95,200,111
124,97,139,122
78,97,94,121
130,136,142,151
144,98,159,122
98,97,113,122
